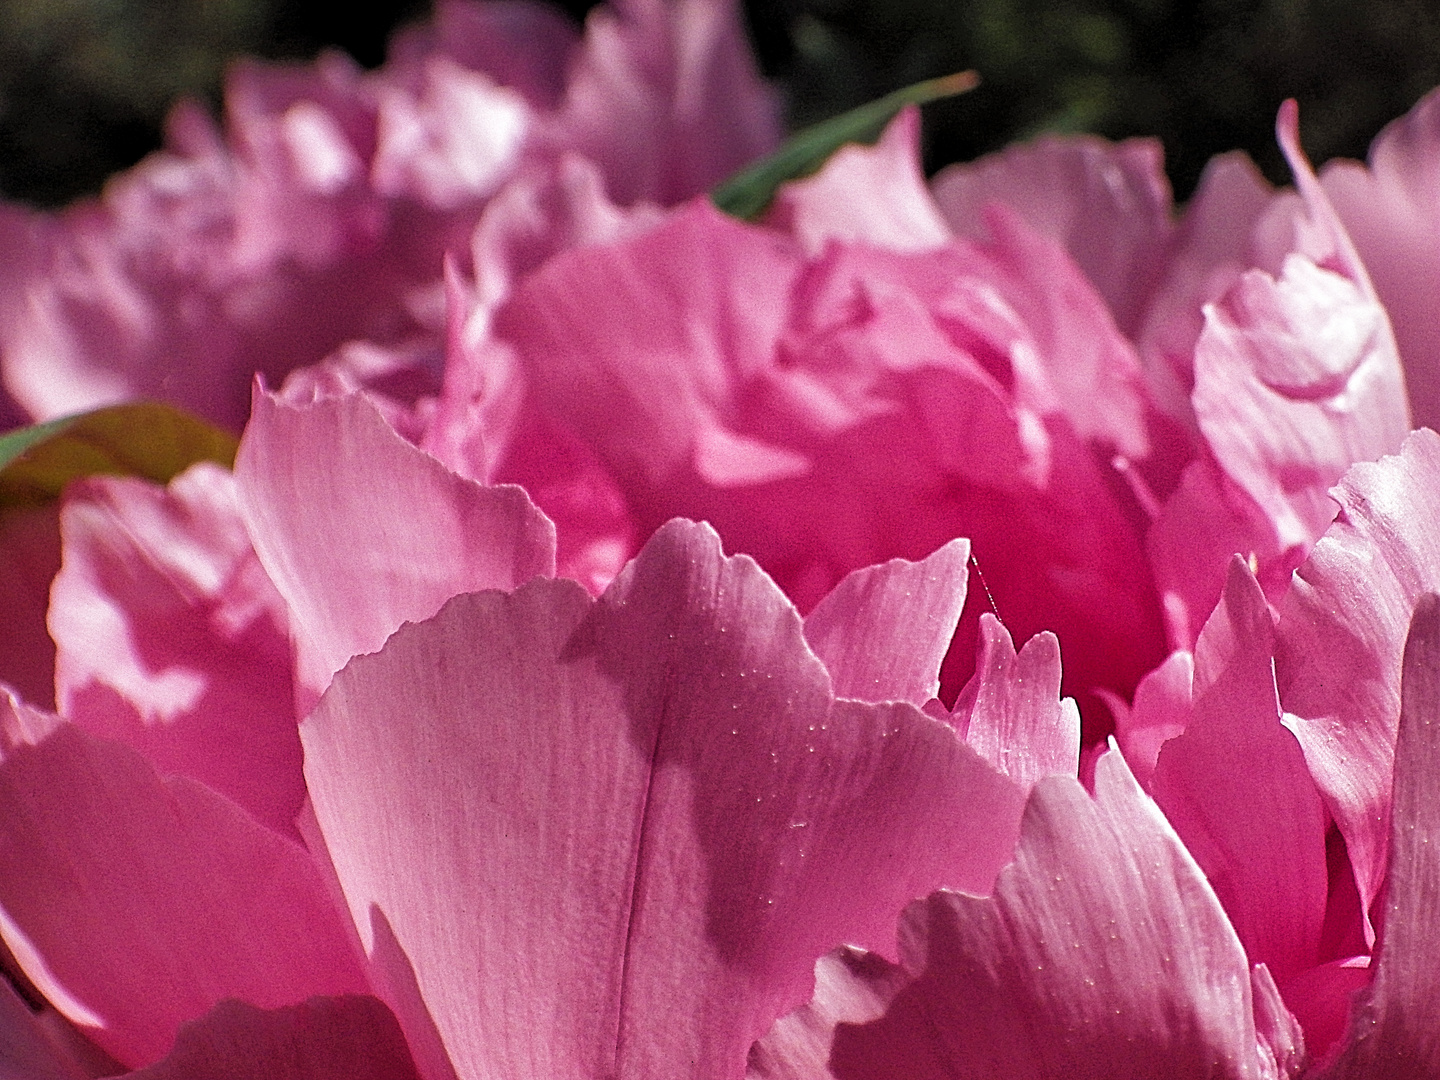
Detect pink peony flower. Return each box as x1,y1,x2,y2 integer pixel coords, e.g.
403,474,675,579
4,5,1440,1075
0,0,778,432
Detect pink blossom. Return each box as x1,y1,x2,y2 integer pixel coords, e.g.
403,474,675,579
2,10,1440,1074
0,0,778,431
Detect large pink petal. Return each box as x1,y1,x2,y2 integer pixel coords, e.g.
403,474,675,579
122,996,420,1080
1275,428,1440,932
950,613,1080,788
0,721,366,1069
1321,595,1440,1077
930,133,1173,336
1152,557,1328,984
499,197,1167,723
1192,253,1408,553
303,519,1026,1080
766,108,950,255
49,465,300,837
235,386,555,706
1322,87,1440,431
752,748,1301,1079
802,538,969,707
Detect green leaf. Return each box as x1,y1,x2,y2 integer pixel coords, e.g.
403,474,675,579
712,70,980,221
0,402,238,510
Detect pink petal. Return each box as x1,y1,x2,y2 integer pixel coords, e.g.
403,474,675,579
1135,151,1274,429
1113,650,1193,789
0,976,88,1080
302,519,1026,1080
951,613,1080,788
1147,456,1294,651
0,505,61,710
0,722,366,1069
1152,557,1329,983
552,0,781,205
499,197,1167,722
234,386,555,706
1321,595,1440,1076
766,107,951,254
1322,86,1440,431
49,465,301,837
802,538,969,707
1274,428,1440,934
930,132,1174,335
388,0,580,109
122,996,420,1080
1192,251,1409,553
753,748,1298,1079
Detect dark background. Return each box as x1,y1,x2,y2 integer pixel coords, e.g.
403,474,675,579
2,0,1437,209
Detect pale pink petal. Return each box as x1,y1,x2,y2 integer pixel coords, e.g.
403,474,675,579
1135,151,1274,429
49,465,300,837
930,133,1173,335
951,613,1080,788
1192,252,1409,554
1275,428,1440,932
123,996,420,1080
766,107,951,255
302,519,1026,1080
1321,595,1440,1077
1152,557,1329,984
0,505,62,710
234,386,555,706
0,722,366,1069
1322,86,1440,430
752,748,1299,1079
369,58,528,210
1114,650,1193,788
802,538,969,707
552,0,781,205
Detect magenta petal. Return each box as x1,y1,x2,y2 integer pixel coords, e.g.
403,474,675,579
952,613,1080,787
0,975,87,1080
767,107,950,254
1322,595,1440,1077
0,505,62,710
0,722,366,1069
302,519,1025,1080
755,748,1297,1079
235,386,556,704
1152,557,1328,983
122,996,420,1080
50,465,301,837
1275,428,1440,930
803,538,969,707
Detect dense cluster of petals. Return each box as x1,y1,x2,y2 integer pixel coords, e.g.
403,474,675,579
5,1,1440,1077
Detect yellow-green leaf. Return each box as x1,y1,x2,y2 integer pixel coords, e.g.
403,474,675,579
0,402,238,509
712,70,979,221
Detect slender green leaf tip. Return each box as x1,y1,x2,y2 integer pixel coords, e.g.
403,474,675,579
712,70,980,221
0,402,238,510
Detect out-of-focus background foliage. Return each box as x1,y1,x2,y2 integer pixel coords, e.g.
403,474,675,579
2,0,1437,207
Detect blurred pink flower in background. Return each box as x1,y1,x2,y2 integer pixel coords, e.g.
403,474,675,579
6,1,1440,1077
